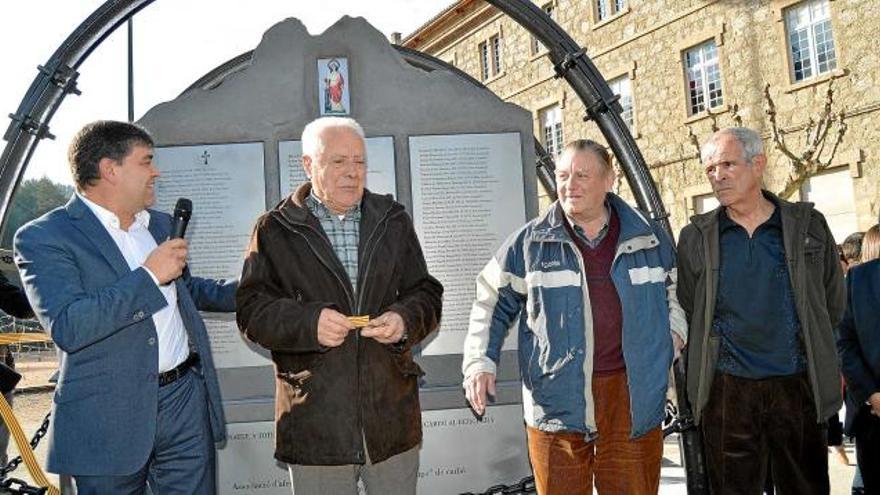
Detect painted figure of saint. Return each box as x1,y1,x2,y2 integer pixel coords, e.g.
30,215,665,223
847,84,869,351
324,58,346,114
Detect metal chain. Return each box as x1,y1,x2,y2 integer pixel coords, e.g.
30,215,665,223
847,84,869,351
0,412,51,479
0,477,47,494
461,475,536,495
662,398,679,438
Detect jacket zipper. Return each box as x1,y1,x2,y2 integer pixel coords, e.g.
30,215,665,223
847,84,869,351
355,204,397,314
562,237,596,433
276,203,400,464
282,222,355,311
353,203,397,464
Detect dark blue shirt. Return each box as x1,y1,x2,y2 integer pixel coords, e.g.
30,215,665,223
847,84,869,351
713,204,806,378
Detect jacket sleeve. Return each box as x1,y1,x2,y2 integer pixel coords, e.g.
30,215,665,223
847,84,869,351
184,272,238,313
14,222,168,353
675,224,698,326
235,217,330,353
0,271,33,319
817,213,846,327
461,229,527,380
152,209,239,313
836,268,877,405
386,215,443,352
655,222,687,344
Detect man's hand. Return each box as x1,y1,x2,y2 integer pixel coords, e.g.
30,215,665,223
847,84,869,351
143,239,188,285
869,392,880,416
464,372,496,416
361,311,405,344
671,332,685,362
317,308,355,347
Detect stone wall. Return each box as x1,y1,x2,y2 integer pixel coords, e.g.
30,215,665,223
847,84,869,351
406,0,880,236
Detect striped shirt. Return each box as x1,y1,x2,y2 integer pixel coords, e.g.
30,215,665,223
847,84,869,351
306,192,361,293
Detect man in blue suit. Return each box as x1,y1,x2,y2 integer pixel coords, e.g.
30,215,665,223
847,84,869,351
14,121,236,494
838,254,880,493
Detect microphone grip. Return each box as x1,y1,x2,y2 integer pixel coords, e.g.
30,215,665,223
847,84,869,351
170,217,189,240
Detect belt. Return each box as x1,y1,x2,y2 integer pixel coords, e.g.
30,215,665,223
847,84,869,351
158,353,199,387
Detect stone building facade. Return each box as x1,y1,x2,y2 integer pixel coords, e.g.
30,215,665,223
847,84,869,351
403,0,879,240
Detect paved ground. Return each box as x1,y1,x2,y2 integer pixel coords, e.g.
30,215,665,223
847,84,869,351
3,352,861,494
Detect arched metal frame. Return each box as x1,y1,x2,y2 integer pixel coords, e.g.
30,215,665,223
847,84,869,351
0,1,707,491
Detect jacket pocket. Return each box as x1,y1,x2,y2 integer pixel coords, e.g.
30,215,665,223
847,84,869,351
803,234,825,264
277,369,313,406
393,354,425,377
54,372,108,404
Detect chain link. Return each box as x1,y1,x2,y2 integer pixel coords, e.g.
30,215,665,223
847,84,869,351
0,477,47,494
461,475,536,495
0,478,48,495
0,411,51,480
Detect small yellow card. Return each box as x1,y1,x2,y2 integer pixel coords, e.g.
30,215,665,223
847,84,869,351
347,315,370,327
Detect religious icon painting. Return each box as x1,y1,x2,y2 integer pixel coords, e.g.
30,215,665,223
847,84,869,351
318,57,350,116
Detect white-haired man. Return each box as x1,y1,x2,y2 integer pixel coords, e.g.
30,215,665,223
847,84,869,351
677,127,845,493
236,117,443,494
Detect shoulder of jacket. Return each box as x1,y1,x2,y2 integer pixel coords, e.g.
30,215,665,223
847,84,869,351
678,223,700,243
15,206,68,241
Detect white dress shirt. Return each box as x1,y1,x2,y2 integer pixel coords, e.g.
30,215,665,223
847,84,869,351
78,193,190,372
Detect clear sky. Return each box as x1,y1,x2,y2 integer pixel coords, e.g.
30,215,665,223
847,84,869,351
0,0,451,185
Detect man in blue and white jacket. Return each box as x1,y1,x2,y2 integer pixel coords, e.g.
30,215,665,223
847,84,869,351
463,139,686,494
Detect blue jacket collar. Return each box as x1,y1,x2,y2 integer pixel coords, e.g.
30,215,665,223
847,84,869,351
65,195,164,277
66,195,130,277
531,192,654,244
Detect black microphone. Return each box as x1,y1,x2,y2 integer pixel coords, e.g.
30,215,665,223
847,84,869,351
170,198,193,240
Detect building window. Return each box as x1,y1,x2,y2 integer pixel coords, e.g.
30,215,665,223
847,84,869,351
531,3,555,55
785,0,837,82
539,105,564,157
479,34,503,81
596,0,626,21
607,75,634,131
491,35,503,75
479,42,490,81
684,40,724,115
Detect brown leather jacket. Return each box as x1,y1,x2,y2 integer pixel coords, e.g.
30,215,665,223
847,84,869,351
236,184,443,465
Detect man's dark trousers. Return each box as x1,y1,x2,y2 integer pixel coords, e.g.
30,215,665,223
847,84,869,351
701,373,829,494
73,369,214,495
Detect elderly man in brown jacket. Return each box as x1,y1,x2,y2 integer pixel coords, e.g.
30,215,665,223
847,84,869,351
236,117,443,495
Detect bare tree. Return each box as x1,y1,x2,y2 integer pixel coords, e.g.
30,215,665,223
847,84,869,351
764,81,847,199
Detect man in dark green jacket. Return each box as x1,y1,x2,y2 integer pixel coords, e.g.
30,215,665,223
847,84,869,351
677,127,845,493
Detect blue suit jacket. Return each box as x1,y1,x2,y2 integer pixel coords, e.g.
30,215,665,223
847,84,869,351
13,195,236,476
837,258,880,435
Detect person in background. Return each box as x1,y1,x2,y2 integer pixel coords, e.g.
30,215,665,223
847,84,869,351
0,270,34,466
837,223,880,494
859,225,879,263
842,232,865,271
